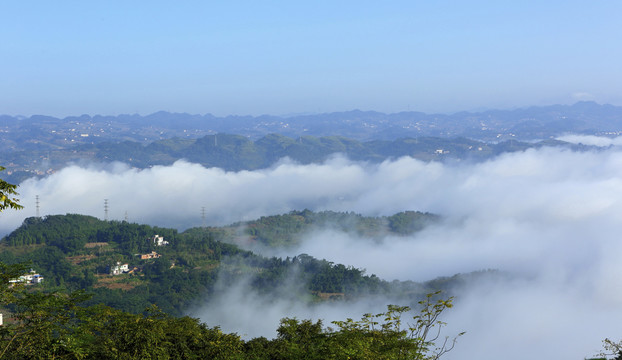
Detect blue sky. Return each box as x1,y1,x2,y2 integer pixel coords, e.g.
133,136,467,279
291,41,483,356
2,1,622,117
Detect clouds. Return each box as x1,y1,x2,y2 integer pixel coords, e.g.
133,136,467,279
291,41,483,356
3,146,622,358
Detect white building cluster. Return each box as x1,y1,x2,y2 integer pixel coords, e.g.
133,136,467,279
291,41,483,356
9,270,44,285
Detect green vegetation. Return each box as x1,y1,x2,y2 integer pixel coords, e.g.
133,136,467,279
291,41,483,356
0,171,467,358
0,167,22,212
0,211,472,317
1,214,243,315
2,132,550,184
235,209,439,247
0,177,462,358
86,134,497,171
0,261,461,359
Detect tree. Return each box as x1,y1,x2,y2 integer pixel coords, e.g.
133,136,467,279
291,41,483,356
329,292,464,360
595,338,622,360
264,292,463,360
0,166,22,212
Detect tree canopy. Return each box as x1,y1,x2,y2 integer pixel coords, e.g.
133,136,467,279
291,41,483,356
0,261,462,360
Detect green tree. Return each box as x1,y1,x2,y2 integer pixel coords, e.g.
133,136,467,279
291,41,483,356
0,166,22,212
0,281,93,359
260,292,462,360
0,262,29,304
328,293,464,360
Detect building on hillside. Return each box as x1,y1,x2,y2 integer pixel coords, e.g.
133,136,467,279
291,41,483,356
139,251,161,260
9,270,44,285
152,235,169,246
109,262,130,276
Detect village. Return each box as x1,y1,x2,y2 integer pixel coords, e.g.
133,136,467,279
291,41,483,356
1,234,170,327
108,234,168,276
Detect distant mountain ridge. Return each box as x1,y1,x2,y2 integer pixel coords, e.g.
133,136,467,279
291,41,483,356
0,101,615,183
2,102,621,151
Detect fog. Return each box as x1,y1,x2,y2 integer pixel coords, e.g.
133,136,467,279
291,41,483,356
3,145,622,358
558,134,622,147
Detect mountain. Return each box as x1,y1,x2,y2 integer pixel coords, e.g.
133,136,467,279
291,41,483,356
1,101,612,183
0,211,483,317
0,132,587,184
2,102,621,150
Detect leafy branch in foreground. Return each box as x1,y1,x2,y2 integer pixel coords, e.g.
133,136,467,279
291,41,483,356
0,166,23,212
328,291,464,360
592,338,622,360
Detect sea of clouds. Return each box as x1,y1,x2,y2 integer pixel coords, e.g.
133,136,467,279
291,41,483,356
3,143,622,359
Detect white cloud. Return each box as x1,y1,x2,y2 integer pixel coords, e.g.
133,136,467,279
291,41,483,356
571,91,596,102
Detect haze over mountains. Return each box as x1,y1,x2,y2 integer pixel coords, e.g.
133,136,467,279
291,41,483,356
0,102,616,184
2,102,621,148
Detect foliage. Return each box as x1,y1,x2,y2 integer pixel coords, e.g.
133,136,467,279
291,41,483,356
238,209,439,248
241,292,463,360
0,261,462,359
0,171,466,358
0,269,245,359
0,262,29,304
0,211,484,318
0,166,22,212
1,212,442,315
328,292,464,360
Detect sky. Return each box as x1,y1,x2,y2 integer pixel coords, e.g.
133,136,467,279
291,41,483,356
2,1,622,117
3,138,622,358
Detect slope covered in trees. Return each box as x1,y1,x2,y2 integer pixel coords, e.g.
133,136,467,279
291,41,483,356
0,211,468,317
0,262,461,359
1,132,582,184
224,209,439,248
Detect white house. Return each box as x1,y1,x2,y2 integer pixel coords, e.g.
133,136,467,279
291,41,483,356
9,270,44,284
152,235,169,246
109,262,130,276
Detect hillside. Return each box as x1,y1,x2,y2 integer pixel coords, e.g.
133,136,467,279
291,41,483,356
0,211,470,317
1,132,584,184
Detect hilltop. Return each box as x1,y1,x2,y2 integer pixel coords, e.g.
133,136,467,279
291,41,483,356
0,210,477,317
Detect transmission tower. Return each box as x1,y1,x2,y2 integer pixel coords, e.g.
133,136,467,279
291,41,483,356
124,211,128,222
104,199,109,221
201,207,206,228
35,195,40,218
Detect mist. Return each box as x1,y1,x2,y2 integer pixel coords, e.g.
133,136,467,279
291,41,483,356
557,134,622,147
3,145,622,358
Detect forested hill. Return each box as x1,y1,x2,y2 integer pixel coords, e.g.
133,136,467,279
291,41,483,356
2,132,582,184
0,211,472,318
220,209,440,248
90,134,571,170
